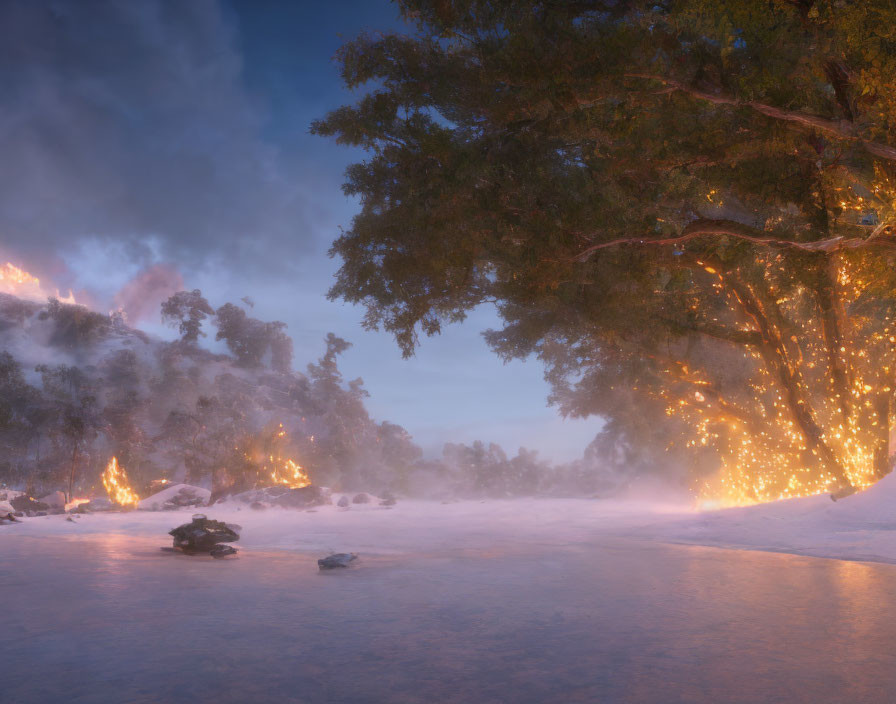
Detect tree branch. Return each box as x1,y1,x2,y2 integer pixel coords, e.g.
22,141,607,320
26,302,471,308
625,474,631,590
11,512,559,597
625,74,896,162
574,219,896,262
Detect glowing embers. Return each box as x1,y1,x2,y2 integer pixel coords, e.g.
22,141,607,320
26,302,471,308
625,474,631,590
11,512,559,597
102,457,140,507
269,458,311,489
264,424,311,489
0,261,77,303
667,252,892,509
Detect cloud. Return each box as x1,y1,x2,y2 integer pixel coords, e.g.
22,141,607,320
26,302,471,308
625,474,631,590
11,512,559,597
0,0,308,274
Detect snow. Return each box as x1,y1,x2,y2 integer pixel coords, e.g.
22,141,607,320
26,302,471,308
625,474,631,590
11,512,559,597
137,483,210,511
0,498,687,555
6,474,896,565
631,471,896,563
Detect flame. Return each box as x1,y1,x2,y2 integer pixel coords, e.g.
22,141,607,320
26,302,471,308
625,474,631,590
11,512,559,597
0,261,77,304
64,497,91,512
265,423,311,488
102,457,140,507
270,458,311,488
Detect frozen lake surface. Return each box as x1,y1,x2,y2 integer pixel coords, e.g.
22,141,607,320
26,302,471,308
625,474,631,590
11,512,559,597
5,525,896,703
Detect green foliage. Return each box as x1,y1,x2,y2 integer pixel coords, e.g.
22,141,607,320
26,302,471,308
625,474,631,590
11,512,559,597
316,0,896,492
40,298,111,349
161,289,214,344
214,302,293,372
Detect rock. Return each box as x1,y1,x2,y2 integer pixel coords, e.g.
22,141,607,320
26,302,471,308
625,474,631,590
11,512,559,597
39,491,67,509
379,492,397,506
351,493,370,504
249,501,268,511
10,495,49,512
0,500,14,515
0,512,20,525
231,486,291,505
337,495,350,508
169,515,240,553
77,497,114,513
138,484,211,511
273,485,331,509
210,544,238,558
318,553,358,570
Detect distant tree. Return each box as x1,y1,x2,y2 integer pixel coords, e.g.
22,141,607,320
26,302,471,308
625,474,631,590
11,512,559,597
40,298,111,349
161,289,215,345
315,0,896,504
214,303,293,372
37,364,102,500
0,352,44,485
99,349,150,484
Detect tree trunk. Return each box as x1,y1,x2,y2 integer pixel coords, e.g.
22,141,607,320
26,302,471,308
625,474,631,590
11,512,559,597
68,444,78,503
723,274,853,490
874,393,891,480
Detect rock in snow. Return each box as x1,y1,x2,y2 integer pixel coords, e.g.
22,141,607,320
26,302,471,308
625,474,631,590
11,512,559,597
10,495,48,513
351,493,370,505
209,544,238,558
273,486,331,509
139,484,211,511
39,491,66,509
318,553,358,570
169,514,240,553
337,495,350,508
75,497,114,513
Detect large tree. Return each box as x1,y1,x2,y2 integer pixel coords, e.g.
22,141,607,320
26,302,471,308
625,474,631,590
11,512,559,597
314,0,896,505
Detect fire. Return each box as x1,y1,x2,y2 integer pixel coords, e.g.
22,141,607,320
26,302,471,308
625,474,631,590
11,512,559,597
0,261,77,304
64,497,91,512
270,458,311,488
265,423,311,488
102,457,140,507
0,262,43,299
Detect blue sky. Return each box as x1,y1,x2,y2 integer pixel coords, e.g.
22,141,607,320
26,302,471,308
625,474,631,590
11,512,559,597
0,0,598,461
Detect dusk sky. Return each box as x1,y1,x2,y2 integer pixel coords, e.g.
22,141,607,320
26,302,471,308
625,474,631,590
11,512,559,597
0,0,597,460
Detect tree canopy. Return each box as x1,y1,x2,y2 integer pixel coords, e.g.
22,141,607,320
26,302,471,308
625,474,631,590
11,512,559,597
314,0,896,505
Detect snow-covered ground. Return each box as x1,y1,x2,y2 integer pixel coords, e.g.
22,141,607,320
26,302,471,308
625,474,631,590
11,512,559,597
1,498,689,555
631,472,896,564
6,475,896,565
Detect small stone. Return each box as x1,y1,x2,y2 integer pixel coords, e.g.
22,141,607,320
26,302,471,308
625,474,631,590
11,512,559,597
249,501,267,511
318,553,358,570
379,497,396,506
210,544,238,558
351,493,370,504
337,496,350,508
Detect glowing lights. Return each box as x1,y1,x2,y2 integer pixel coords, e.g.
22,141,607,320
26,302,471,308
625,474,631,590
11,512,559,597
664,251,894,509
262,424,311,489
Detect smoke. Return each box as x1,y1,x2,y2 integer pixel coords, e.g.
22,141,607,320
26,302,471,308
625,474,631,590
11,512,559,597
113,264,184,323
0,0,310,272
